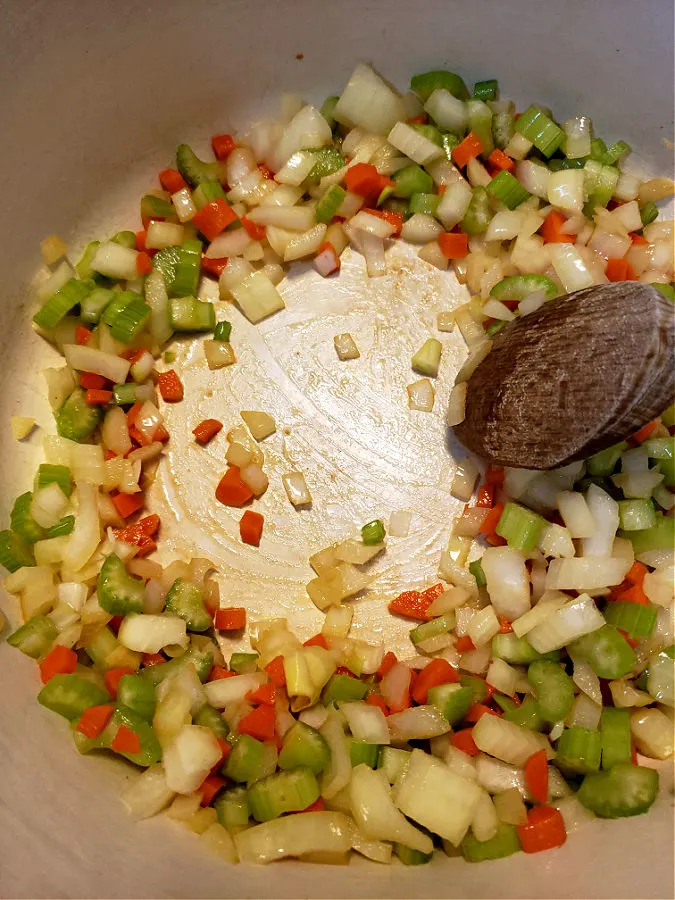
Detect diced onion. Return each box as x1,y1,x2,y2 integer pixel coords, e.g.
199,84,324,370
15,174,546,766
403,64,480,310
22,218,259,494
407,378,435,412
118,613,188,653
473,714,552,767
205,228,251,259
63,345,130,384
342,702,390,744
482,547,531,620
400,213,444,244
527,594,605,653
334,63,406,136
234,811,352,864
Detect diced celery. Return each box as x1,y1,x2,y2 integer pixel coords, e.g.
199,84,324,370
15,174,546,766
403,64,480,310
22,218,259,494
409,192,441,216
307,147,346,182
411,339,442,377
229,652,259,675
639,201,659,226
322,674,368,705
169,297,215,332
316,185,346,223
56,388,102,442
117,674,157,722
361,519,386,545
10,493,46,544
460,186,491,235
571,626,635,679
427,683,473,724
97,554,145,616
556,726,602,774
109,298,151,344
215,786,250,831
578,763,658,818
494,695,544,732
411,70,469,102
586,441,628,476
34,279,92,329
35,463,72,497
320,96,340,129
410,614,455,646
176,144,221,187
469,559,486,587
621,516,675,555
164,578,212,632
473,80,499,102
111,230,137,249
495,501,547,552
487,171,530,209
100,290,138,327
462,823,520,862
247,767,319,822
194,704,229,739
0,529,36,572
193,181,225,210
7,615,58,658
516,106,564,157
378,746,411,783
349,740,381,768
490,274,558,304
394,843,433,865
604,602,657,639
492,634,551,665
392,165,434,198
600,707,631,770
527,660,574,722
38,673,110,720
618,498,656,532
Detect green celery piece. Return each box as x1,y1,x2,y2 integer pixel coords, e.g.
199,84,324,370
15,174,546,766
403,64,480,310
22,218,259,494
492,109,515,150
490,274,558,304
141,640,215,685
34,278,92,329
108,704,162,767
486,321,505,337
620,515,675,556
639,201,659,226
320,96,340,129
229,652,259,675
215,786,250,831
169,296,215,332
618,498,656,532
306,147,345,182
583,160,619,214
113,383,140,406
571,625,635,679
409,192,441,217
411,70,470,102
527,660,574,722
469,559,486,587
10,493,46,544
473,79,499,102
35,463,72,497
0,529,36,572
467,99,494,157
316,184,346,223
82,625,123,670
586,441,628,476
278,722,331,775
7,615,58,658
577,763,658,818
643,437,675,461
460,673,489,704
192,181,225,209
410,614,455,646
173,239,203,297
378,746,411,783
652,283,675,304
194,704,229,739
410,123,444,146
427,683,473,724
381,196,409,217
495,695,544,732
164,578,212,632
151,246,183,294
111,230,137,249
224,734,266,783
556,726,602,774
97,554,145,616
213,320,232,343
349,740,381,768
492,633,552,665
109,298,151,344
600,707,632,770
462,823,521,862
322,673,368,705
441,133,460,160
247,767,319,822
175,144,221,187
604,602,657,639
140,194,174,219
116,674,156,722
412,338,442,377
589,138,608,162
603,140,631,166
394,843,433,865
163,351,176,364
38,673,110,720
516,105,564,157
392,165,433,199
549,157,587,171
460,186,491,236
100,290,138,327
487,171,530,209
56,388,102,442
361,519,386,545
495,501,547,552
75,241,101,280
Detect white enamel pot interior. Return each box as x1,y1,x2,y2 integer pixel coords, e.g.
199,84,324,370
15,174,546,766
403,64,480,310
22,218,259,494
0,1,673,897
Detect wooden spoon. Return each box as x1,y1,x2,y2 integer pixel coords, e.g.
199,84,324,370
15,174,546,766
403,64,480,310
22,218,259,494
453,282,675,469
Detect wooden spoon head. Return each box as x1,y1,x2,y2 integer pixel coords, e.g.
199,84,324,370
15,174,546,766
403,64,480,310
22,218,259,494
453,282,675,469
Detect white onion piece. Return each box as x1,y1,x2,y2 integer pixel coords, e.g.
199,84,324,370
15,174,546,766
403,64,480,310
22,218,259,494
548,170,585,214
101,407,132,458
163,725,222,795
482,298,515,321
568,693,602,730
320,713,352,800
424,89,467,133
122,764,176,820
473,715,552,767
550,243,594,292
515,161,549,199
450,456,480,502
234,812,352,865
467,606,501,648
350,211,396,239
387,705,450,741
557,491,595,538
389,509,412,538
63,345,130,384
630,708,674,759
485,210,526,242
563,116,592,159
475,754,527,797
407,378,435,412
446,382,467,427
482,547,531,620
204,672,266,708
380,662,412,712
90,241,139,281
205,228,251,259
527,594,605,653
118,614,187,653
552,795,596,834
334,63,406,136
436,180,472,230
146,221,184,250
62,482,101,572
30,483,69,529
486,658,519,696
581,484,619,558
471,791,499,843
247,205,316,231
455,340,492,383
284,224,327,262
400,213,444,244
569,653,602,705
274,150,317,186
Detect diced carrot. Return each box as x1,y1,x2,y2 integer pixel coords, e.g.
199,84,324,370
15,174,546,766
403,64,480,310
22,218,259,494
335,666,354,677
605,257,637,281
209,666,235,681
76,704,115,739
258,163,275,181
192,199,238,242
475,484,495,508
104,666,135,699
38,645,77,684
215,466,254,507
121,348,145,364
407,115,428,125
216,737,232,764
246,682,277,706
375,651,398,680
157,369,184,402
485,465,505,486
479,502,505,536
237,703,276,741
154,423,170,443
85,389,112,406
79,372,107,390
265,655,287,688
388,590,433,621
517,805,566,853
110,491,144,519
199,773,226,807
451,131,484,169
201,256,229,279
451,728,480,757
632,419,659,444
465,703,501,723
135,230,147,251
421,583,446,603
631,743,638,765
126,401,143,427
240,510,264,547
616,583,649,606
211,133,236,160
315,242,341,276
300,797,326,813
344,163,394,202
104,450,117,462
159,168,188,193
241,216,266,240
193,418,223,445
524,749,549,805
108,615,124,635
142,652,166,667
139,514,160,536
136,251,153,276
486,533,508,546
361,207,404,236
75,325,91,345
214,607,247,631
487,148,516,173
303,634,328,649
625,561,648,587
455,635,476,653
111,725,141,755
411,658,460,704
619,629,639,649
438,231,469,260
499,615,513,634
365,692,389,714
540,210,575,244
630,232,649,245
